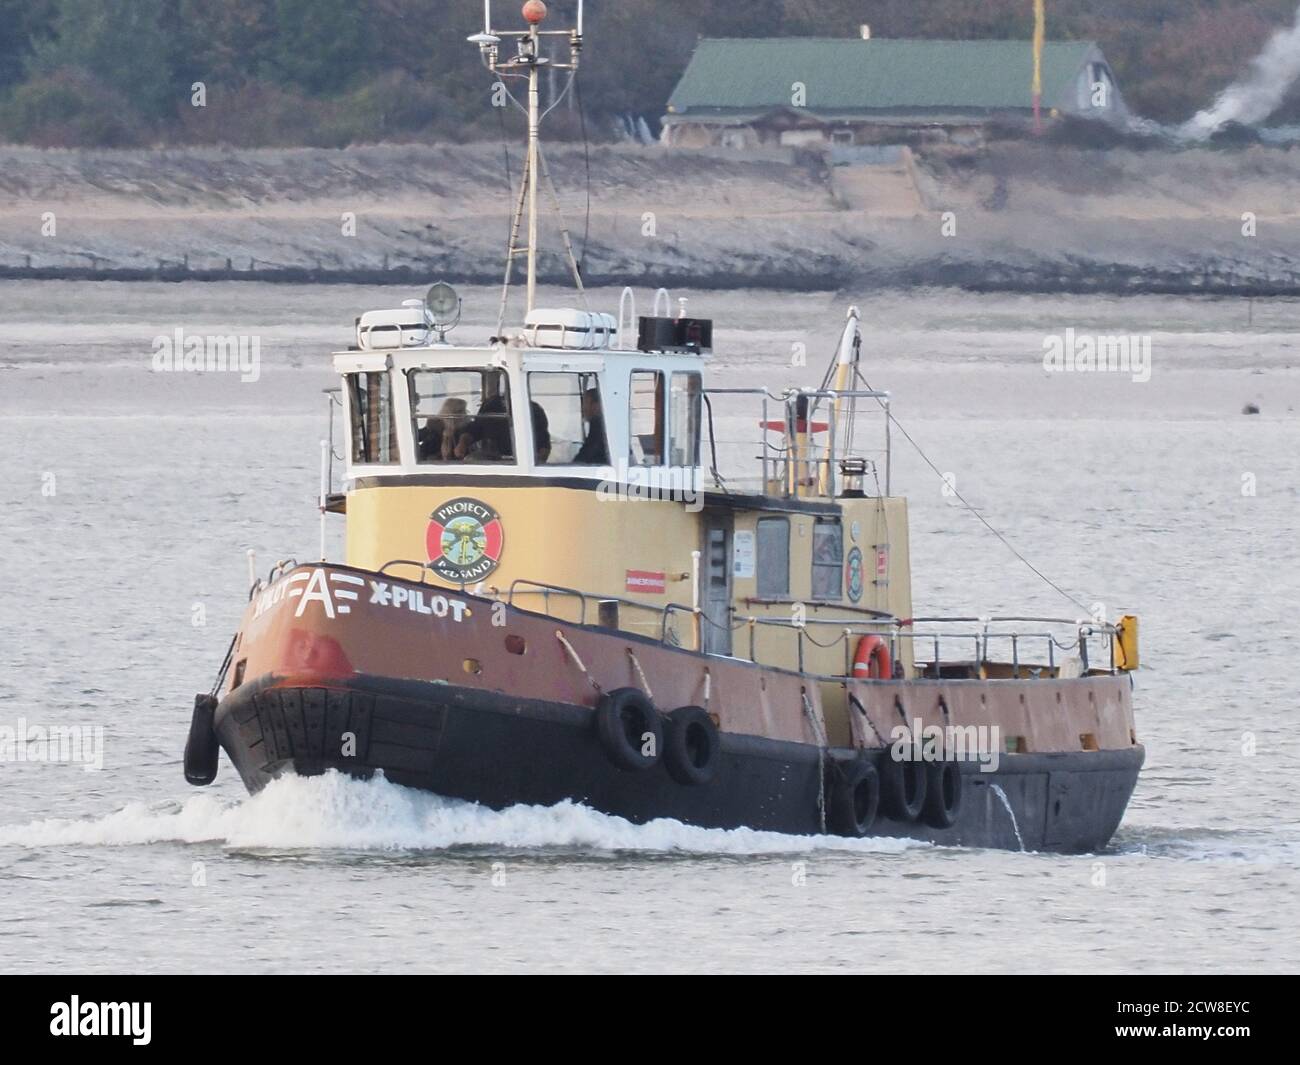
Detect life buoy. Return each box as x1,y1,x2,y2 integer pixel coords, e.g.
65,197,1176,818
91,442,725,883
594,688,662,772
922,759,964,829
851,635,892,680
828,757,880,837
664,706,720,786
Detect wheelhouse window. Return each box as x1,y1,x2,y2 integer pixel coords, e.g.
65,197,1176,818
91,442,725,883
811,519,843,600
629,371,665,467
407,369,516,465
348,371,398,465
528,372,608,465
669,372,702,468
756,518,790,598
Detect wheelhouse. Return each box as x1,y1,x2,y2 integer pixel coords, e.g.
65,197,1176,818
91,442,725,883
336,344,705,489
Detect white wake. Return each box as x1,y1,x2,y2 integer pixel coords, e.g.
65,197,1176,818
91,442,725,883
0,771,919,856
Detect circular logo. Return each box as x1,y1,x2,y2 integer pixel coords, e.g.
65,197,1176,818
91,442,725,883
846,547,865,603
426,498,504,583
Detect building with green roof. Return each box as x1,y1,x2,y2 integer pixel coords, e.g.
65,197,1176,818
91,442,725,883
662,35,1126,148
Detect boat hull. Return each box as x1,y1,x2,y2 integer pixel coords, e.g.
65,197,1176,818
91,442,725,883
215,672,1144,854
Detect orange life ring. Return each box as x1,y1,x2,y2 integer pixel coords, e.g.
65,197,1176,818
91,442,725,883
851,635,892,680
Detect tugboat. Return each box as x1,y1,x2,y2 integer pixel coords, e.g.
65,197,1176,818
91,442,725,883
184,1,1144,853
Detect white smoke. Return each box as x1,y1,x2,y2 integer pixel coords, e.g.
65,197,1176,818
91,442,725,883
1181,6,1300,139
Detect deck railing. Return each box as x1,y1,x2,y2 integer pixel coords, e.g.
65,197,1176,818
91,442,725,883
703,387,892,498
250,560,1117,681
500,577,1119,678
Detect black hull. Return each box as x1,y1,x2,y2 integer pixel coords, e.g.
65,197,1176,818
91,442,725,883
214,675,1144,854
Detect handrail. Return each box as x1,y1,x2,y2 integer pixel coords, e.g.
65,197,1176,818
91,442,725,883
911,614,1119,632
703,386,892,499
507,579,591,625
617,287,636,349
734,613,1116,675
379,559,435,583
348,569,1120,677
509,583,671,620
507,579,705,651
742,597,897,621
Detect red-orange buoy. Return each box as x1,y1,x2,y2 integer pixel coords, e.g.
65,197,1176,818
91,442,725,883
522,1,547,24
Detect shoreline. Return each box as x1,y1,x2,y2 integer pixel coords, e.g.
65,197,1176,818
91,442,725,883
5,142,1300,299
4,261,1298,298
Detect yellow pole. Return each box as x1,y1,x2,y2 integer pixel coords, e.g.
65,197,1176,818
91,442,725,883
1033,0,1045,134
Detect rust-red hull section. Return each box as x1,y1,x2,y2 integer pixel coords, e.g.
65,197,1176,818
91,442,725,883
210,565,1144,852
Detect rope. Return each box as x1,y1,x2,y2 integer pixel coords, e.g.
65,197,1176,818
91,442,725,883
854,367,1091,614
702,392,730,491
495,148,531,339
496,87,515,243
577,73,592,269
537,144,589,305
209,634,237,698
799,626,850,650
848,693,889,748
490,73,590,325
542,70,578,123
626,648,653,701
801,690,828,833
556,630,602,694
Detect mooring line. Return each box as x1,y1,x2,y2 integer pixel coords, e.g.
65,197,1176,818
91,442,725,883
556,630,602,694
801,690,828,834
626,648,653,701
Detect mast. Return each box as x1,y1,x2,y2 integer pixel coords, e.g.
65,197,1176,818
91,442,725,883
471,2,585,318
526,18,541,310
1032,0,1046,135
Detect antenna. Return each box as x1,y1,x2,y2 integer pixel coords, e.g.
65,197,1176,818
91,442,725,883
471,2,586,316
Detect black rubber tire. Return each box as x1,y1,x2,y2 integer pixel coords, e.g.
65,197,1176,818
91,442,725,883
880,754,928,822
922,759,964,829
184,694,220,786
828,758,881,837
663,706,720,786
595,688,662,772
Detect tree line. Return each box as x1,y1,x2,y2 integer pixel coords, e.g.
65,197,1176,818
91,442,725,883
1,0,1298,148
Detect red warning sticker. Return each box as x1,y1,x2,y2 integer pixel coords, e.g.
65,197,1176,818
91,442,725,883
626,570,667,595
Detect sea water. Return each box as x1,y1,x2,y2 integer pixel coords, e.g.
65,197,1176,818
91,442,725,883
0,281,1296,973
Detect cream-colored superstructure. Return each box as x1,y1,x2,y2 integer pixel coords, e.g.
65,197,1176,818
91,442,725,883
332,317,915,702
